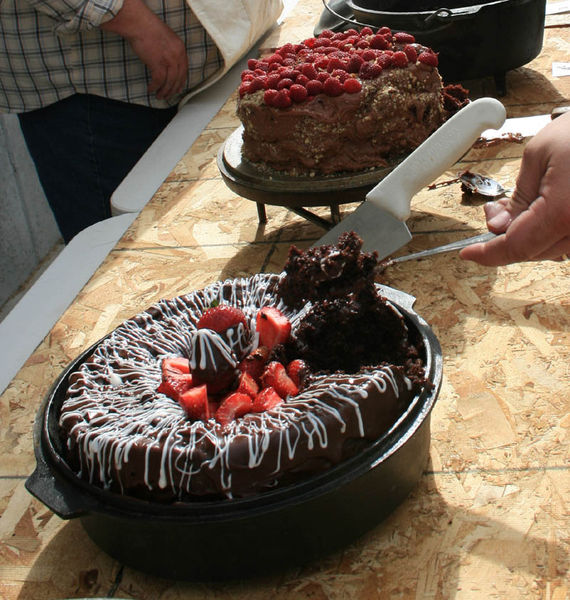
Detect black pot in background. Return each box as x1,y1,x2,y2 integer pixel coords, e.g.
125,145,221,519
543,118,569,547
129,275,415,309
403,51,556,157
317,0,546,94
26,285,442,582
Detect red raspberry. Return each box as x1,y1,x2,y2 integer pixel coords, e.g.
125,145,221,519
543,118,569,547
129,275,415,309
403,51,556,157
320,29,334,38
247,59,258,70
394,32,415,44
289,83,308,102
272,89,292,108
359,62,383,80
360,26,374,36
244,77,265,94
316,71,330,82
238,82,250,97
376,52,393,69
304,37,316,48
315,57,330,71
241,70,255,81
418,51,438,66
361,49,376,61
322,76,343,96
277,77,294,89
403,44,418,63
378,26,392,36
277,42,295,56
392,51,409,68
267,53,283,65
263,88,279,105
356,39,370,49
328,57,347,72
295,74,310,86
343,77,362,93
331,69,349,82
256,61,269,72
268,62,281,72
282,57,296,67
347,55,364,73
301,63,318,79
266,73,281,89
306,79,323,95
370,34,390,50
314,38,330,49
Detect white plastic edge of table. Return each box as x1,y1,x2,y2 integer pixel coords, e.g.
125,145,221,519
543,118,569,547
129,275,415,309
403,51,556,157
0,212,137,396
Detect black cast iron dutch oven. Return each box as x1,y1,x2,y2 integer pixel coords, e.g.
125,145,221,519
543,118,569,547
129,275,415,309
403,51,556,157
318,0,546,93
26,284,442,581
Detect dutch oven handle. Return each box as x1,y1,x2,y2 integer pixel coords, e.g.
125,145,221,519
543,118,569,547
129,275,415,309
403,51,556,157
424,5,483,26
25,452,96,520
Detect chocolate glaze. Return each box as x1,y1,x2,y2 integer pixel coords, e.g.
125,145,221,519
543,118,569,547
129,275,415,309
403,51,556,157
237,63,446,174
59,273,423,501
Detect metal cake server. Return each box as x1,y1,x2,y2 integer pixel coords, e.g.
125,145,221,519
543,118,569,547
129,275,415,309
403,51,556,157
315,97,506,259
381,231,496,268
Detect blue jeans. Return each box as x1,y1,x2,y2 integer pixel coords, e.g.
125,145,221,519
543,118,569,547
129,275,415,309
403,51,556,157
18,94,177,243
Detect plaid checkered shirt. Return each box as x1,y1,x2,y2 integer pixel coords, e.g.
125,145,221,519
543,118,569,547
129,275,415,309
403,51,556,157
0,0,224,112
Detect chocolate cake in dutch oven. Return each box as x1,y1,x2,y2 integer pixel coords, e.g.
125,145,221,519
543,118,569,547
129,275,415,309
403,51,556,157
58,232,430,501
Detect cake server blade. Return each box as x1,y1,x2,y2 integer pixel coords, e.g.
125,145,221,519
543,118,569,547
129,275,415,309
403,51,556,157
315,97,506,259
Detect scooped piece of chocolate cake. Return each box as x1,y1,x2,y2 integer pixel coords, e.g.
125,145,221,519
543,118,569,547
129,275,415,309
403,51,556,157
278,231,378,308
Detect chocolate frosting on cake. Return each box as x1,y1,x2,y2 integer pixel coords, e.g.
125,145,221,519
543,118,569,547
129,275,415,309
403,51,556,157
236,27,448,174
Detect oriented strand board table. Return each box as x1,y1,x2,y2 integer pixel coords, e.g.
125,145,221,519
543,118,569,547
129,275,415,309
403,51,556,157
1,2,569,598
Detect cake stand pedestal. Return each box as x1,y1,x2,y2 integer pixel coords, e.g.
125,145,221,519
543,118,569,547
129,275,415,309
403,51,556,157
217,127,400,229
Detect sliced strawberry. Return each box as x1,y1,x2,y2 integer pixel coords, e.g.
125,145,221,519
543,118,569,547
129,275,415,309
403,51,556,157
197,304,247,333
286,359,307,389
161,356,190,375
215,392,255,426
178,384,210,420
256,307,291,349
237,371,259,399
193,369,238,396
253,387,284,412
157,372,194,400
238,345,270,381
260,361,299,399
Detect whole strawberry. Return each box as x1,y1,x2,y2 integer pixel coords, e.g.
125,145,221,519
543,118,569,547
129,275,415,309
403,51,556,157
197,303,251,358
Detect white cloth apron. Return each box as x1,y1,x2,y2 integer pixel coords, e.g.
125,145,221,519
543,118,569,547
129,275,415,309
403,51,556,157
180,0,283,105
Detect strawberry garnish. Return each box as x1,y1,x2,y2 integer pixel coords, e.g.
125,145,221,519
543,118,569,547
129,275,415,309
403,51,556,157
178,384,210,420
215,392,255,426
236,371,259,399
238,345,270,381
286,359,307,389
157,372,194,400
252,387,283,412
197,304,247,333
256,307,291,349
161,357,190,375
260,361,299,399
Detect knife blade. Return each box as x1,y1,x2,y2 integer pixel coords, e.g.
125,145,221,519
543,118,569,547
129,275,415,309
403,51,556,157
315,97,506,258
480,106,570,139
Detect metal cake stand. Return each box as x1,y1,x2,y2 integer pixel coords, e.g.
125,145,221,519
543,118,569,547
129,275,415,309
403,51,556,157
217,126,402,229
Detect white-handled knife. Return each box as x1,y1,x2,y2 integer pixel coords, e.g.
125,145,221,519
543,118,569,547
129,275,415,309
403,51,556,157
316,97,506,258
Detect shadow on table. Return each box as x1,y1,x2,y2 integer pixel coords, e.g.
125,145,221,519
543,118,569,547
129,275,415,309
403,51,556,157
17,468,568,599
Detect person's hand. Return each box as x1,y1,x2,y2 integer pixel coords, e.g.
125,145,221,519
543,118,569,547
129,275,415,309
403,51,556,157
102,0,188,100
460,110,570,266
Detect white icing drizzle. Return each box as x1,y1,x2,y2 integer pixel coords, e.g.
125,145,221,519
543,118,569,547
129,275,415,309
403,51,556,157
59,274,412,499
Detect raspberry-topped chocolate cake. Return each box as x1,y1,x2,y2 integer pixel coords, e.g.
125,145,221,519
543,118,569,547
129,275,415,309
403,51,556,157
59,233,428,501
236,26,465,174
